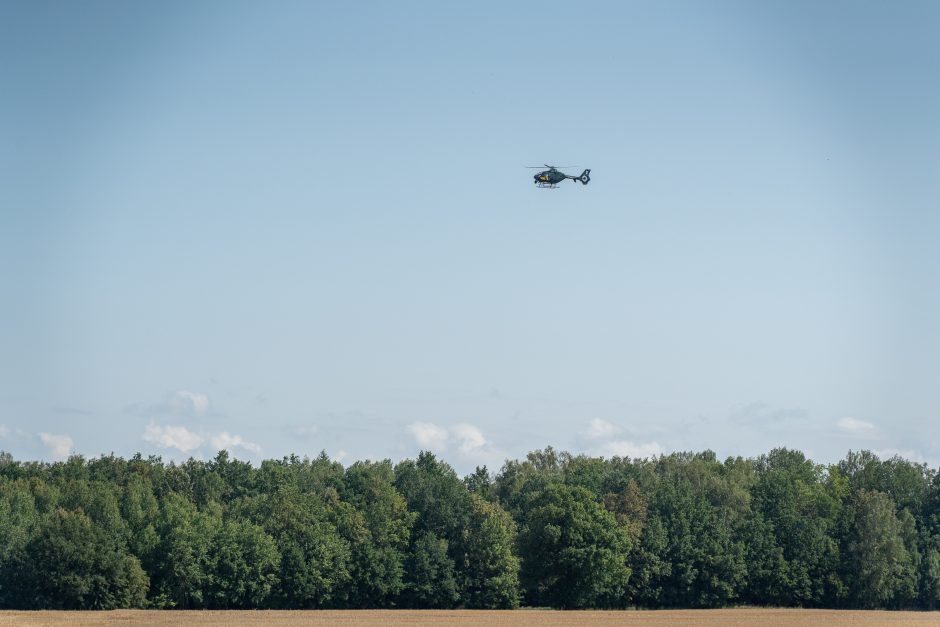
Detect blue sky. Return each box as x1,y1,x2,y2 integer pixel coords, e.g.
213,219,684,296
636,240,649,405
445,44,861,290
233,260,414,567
2,1,938,472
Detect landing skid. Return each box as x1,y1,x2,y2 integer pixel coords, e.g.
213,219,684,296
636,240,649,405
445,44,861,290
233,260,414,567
536,182,559,189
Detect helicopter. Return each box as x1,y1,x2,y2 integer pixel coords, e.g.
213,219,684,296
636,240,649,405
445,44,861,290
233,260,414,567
527,164,591,188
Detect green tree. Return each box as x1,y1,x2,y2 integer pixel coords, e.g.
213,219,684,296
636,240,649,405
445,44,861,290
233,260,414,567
844,490,913,608
840,451,930,515
745,449,841,606
494,447,565,518
601,478,670,607
626,512,671,607
400,532,459,608
464,466,494,500
149,492,215,608
894,508,920,607
395,452,470,604
518,483,631,608
248,485,351,608
920,537,940,609
395,452,472,539
0,479,40,607
150,491,279,609
204,518,280,608
24,508,148,609
460,494,521,608
647,454,747,608
7,446,940,610
121,473,161,573
341,461,414,607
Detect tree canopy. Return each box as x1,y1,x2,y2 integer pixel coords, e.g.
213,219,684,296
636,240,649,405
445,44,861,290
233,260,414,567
1,447,939,609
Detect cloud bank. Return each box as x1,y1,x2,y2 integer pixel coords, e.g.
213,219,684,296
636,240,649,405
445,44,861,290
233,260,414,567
405,421,500,467
39,432,73,461
836,416,878,439
142,422,261,457
582,419,662,460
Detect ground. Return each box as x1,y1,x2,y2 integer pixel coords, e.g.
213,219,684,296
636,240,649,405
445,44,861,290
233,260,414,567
1,609,938,626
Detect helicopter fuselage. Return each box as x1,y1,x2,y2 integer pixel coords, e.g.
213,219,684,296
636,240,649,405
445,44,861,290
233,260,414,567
534,169,567,186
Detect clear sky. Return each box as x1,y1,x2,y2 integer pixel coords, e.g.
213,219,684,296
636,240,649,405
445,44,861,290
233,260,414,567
2,0,938,473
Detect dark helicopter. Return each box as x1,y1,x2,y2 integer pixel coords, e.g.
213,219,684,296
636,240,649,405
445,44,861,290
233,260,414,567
527,164,591,188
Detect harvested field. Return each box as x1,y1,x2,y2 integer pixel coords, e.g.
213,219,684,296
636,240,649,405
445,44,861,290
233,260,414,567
0,609,937,626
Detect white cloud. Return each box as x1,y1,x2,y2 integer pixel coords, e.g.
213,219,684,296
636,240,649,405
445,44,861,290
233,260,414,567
0,424,8,438
333,450,348,463
453,423,486,454
585,418,621,439
407,422,450,451
836,416,878,439
39,432,73,461
143,423,204,452
583,420,663,459
600,439,663,459
405,421,499,464
142,423,261,458
210,432,262,456
175,391,210,415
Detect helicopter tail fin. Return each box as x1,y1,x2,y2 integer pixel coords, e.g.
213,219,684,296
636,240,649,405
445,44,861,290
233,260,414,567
577,169,591,185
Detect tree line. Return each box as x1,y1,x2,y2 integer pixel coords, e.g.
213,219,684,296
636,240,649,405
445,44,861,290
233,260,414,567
2,446,940,610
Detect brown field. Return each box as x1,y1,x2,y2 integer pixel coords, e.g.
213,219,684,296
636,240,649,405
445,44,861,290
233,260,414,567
1,609,938,626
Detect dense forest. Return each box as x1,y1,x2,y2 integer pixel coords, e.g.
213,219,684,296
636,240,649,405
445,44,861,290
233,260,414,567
2,447,940,610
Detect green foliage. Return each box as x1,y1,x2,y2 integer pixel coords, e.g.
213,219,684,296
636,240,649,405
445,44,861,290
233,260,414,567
400,532,459,608
393,453,464,601
464,466,494,499
0,479,40,606
745,448,841,606
394,451,521,608
647,454,747,608
843,489,915,608
395,451,472,541
22,508,148,609
341,461,414,607
460,494,521,609
148,492,216,608
204,517,280,608
920,539,940,609
518,483,631,608
2,447,940,610
245,486,350,608
148,491,279,609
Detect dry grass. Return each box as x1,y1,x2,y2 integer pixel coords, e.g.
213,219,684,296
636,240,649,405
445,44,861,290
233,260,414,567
1,609,938,626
